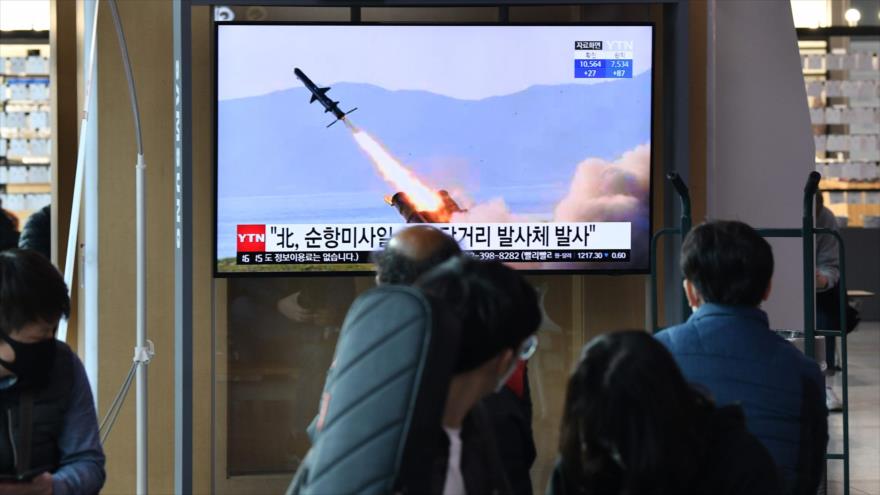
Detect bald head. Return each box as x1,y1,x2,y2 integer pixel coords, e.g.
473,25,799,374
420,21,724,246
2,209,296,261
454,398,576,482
374,226,462,285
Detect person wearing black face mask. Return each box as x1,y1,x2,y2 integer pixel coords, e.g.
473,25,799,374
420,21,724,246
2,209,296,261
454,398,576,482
0,249,105,495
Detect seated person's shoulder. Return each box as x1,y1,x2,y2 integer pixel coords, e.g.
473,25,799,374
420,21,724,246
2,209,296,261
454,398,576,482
766,332,823,374
654,321,702,352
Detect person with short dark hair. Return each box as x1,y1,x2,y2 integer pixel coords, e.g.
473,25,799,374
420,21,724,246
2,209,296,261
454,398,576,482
375,226,537,493
374,225,462,285
416,257,541,495
550,330,779,495
18,205,50,260
656,221,827,495
0,249,105,495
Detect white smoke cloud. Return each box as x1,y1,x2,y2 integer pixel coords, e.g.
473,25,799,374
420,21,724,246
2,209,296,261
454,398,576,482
553,143,651,223
447,143,651,231
450,197,524,223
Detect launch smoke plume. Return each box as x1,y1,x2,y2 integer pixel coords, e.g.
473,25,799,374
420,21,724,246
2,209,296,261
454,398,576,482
554,143,650,223
451,198,522,223
351,129,443,212
449,143,650,226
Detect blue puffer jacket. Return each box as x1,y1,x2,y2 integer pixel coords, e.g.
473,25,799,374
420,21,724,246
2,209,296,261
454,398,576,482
656,304,827,495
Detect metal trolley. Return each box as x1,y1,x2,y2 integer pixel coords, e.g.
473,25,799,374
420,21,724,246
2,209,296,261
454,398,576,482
649,171,851,495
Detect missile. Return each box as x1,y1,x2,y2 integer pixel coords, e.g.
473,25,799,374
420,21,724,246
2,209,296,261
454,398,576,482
294,67,357,128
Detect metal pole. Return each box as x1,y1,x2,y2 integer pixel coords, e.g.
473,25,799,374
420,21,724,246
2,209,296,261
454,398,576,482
135,155,147,495
830,229,850,495
649,228,680,332
57,0,99,343
661,1,690,326
802,171,820,358
107,1,149,491
172,1,194,492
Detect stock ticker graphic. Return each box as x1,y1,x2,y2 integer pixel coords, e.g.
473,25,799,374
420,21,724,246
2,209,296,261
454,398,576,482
216,26,653,273
573,40,635,79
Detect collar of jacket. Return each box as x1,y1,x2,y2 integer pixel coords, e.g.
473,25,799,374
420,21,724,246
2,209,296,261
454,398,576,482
688,303,770,327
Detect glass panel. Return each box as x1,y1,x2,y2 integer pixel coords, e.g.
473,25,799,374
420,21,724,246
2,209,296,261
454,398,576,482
524,274,583,492
225,277,362,475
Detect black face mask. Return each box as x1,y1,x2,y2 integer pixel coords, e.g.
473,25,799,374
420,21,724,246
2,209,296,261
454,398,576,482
0,332,56,385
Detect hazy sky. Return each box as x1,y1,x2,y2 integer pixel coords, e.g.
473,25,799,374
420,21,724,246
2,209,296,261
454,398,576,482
218,24,653,101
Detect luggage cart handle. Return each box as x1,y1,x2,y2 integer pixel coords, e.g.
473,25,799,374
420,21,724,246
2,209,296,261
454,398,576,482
803,171,821,217
666,172,692,235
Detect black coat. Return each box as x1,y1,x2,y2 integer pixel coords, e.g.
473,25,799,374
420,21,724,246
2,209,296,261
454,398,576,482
430,403,514,495
484,375,537,494
0,341,75,479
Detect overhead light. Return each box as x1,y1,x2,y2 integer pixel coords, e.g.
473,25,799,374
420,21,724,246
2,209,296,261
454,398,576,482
844,8,861,27
790,0,830,29
0,0,49,31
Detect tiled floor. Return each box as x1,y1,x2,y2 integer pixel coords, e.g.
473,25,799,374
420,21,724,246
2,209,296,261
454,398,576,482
827,321,880,495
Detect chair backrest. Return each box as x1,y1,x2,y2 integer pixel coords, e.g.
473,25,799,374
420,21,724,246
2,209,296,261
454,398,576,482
295,285,460,495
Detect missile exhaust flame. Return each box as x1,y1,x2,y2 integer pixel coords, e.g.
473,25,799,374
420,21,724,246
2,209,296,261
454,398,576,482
351,130,443,212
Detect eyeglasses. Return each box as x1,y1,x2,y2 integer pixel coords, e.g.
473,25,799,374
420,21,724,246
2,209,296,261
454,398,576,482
517,335,538,361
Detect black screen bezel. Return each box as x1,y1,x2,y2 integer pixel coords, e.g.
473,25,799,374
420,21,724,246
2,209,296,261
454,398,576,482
212,20,656,278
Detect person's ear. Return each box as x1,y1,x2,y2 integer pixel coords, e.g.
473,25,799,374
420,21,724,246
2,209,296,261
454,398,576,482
683,279,702,308
763,278,772,302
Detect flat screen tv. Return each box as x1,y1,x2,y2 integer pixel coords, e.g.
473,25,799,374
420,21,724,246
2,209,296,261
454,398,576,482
215,23,654,275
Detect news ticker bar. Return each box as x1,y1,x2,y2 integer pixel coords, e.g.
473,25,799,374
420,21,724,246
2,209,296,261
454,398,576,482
236,249,632,265
236,222,632,254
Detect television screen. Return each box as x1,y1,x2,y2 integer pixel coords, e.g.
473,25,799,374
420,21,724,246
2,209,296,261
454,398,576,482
215,23,653,275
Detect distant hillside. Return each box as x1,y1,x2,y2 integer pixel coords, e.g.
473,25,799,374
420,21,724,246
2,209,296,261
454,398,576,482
217,70,652,199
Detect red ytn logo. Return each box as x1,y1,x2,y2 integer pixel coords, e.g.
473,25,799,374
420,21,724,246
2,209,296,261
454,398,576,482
237,224,265,252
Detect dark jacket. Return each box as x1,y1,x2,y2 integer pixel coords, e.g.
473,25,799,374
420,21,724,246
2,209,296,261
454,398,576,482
484,367,536,495
546,405,781,495
431,403,513,495
655,304,827,495
0,341,74,478
1,341,106,494
18,205,50,259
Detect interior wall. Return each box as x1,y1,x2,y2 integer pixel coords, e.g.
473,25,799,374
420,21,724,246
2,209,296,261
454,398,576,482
707,0,814,330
